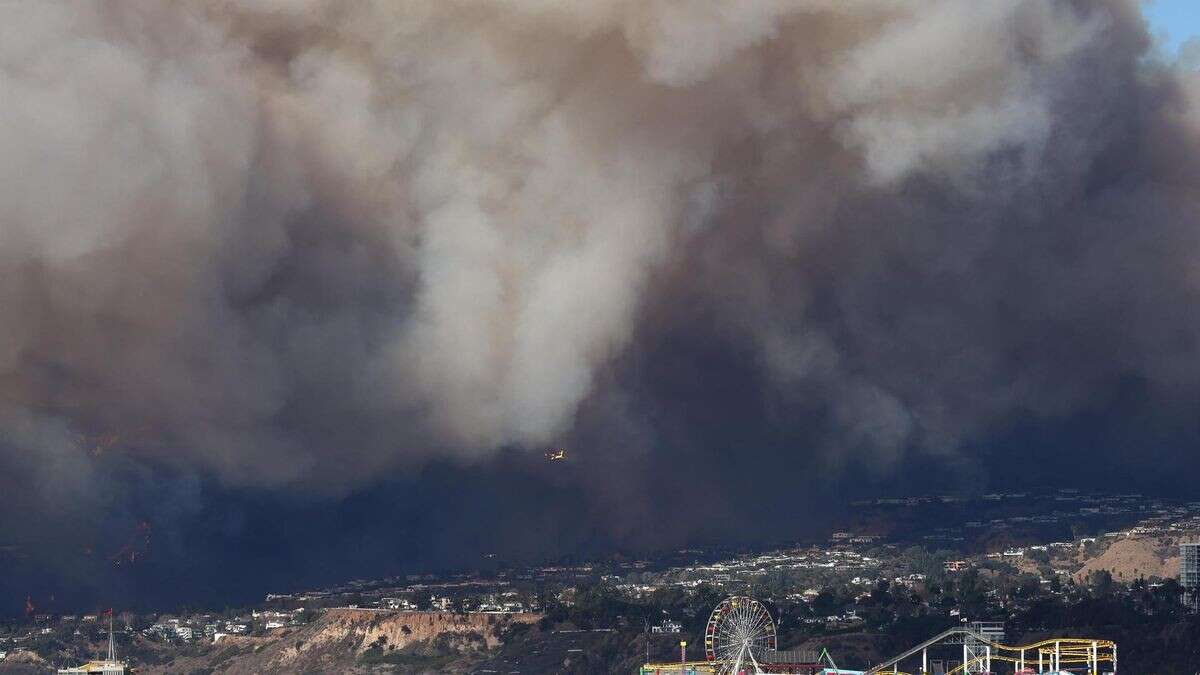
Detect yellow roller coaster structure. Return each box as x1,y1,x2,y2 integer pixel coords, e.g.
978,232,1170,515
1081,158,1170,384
864,628,1116,675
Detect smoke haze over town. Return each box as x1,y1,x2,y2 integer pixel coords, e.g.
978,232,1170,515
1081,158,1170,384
2,0,1200,614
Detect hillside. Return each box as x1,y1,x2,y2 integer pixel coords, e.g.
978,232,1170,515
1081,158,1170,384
1073,536,1181,583
141,609,540,674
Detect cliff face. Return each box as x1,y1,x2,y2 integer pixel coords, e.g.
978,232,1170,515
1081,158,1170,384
326,609,538,651
0,649,52,674
143,609,541,674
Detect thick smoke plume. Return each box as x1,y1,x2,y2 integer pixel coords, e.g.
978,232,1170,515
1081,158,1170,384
1,0,1198,525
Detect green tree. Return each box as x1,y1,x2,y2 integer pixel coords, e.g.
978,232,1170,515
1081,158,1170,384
1086,570,1115,597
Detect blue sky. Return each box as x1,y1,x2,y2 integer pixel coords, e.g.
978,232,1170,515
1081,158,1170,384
1141,0,1199,55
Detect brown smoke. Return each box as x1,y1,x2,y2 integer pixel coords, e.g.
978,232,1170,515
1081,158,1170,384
0,0,1197,498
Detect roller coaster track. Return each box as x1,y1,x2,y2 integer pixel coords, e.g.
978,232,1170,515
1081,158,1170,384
863,628,1116,675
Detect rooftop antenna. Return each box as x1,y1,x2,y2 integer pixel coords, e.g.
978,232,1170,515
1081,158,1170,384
106,608,116,662
643,616,650,664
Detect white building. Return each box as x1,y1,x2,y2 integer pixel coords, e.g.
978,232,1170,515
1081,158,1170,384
57,662,124,675
1182,542,1200,610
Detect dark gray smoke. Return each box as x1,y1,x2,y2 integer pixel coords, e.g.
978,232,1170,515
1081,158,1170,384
1,0,1199,575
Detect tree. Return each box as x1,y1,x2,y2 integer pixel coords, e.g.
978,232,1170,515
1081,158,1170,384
955,569,988,617
812,591,840,617
1010,573,1042,600
1086,570,1115,597
869,580,894,608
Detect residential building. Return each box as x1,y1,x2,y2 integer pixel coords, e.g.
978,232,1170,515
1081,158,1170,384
1182,542,1200,611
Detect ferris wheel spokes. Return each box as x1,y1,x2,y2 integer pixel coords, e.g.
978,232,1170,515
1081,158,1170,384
704,596,777,674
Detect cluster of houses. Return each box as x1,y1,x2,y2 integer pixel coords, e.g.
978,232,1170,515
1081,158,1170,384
649,619,682,634
613,547,885,601
143,609,308,643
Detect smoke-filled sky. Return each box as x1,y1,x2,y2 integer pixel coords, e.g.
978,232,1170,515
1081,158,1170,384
2,0,1200,614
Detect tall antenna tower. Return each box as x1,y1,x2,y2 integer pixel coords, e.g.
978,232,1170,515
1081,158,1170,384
107,610,116,662
56,608,125,674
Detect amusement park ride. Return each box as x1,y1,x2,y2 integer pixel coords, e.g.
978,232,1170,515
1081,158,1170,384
640,596,1117,675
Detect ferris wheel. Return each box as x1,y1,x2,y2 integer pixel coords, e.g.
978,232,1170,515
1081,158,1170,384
704,596,777,673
